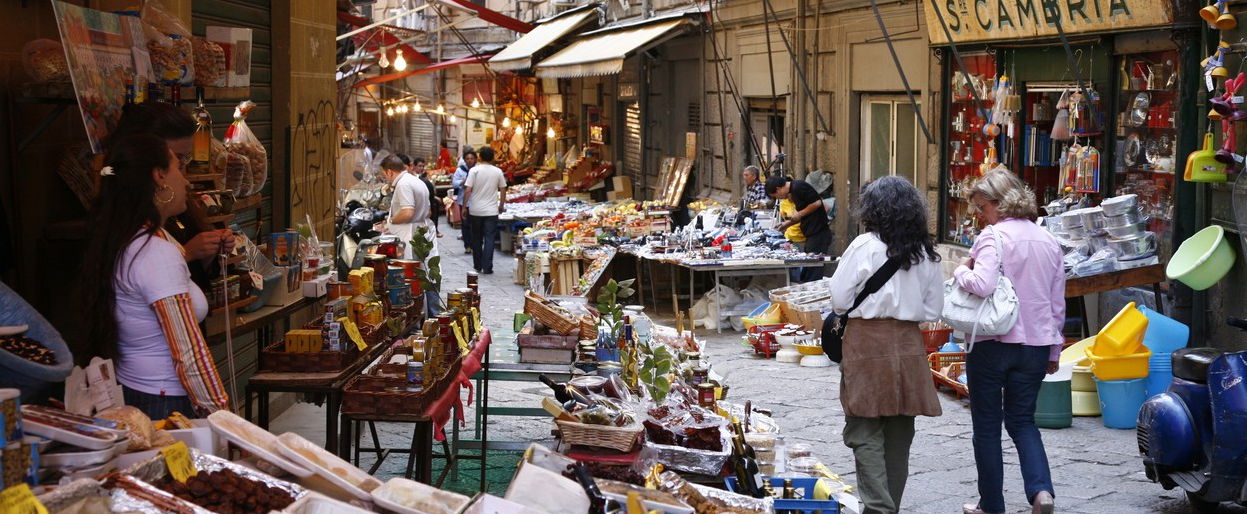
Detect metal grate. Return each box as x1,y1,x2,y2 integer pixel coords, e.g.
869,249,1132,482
687,101,701,133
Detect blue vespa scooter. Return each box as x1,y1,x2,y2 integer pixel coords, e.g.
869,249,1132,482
1137,317,1247,512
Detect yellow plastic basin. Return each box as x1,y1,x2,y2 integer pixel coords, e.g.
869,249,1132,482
1094,302,1148,357
1085,347,1152,381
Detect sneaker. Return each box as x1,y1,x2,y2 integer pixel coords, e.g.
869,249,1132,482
1031,491,1053,514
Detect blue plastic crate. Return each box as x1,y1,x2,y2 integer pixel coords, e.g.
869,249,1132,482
724,477,840,513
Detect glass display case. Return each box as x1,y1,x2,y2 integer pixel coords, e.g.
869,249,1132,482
1113,50,1179,259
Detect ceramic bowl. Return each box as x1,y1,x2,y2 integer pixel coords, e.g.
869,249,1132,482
799,353,832,367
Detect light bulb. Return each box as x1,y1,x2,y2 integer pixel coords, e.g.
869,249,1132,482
547,128,556,138
398,103,409,114
414,101,422,111
393,49,407,71
436,104,445,115
502,117,511,128
515,125,523,135
378,49,390,68
386,106,395,116
470,98,480,109
450,114,457,123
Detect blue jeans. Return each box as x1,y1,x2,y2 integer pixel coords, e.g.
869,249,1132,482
123,385,196,420
468,214,498,272
459,204,473,250
967,340,1054,513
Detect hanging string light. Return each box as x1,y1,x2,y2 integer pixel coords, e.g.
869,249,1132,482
393,49,407,71
450,114,458,123
515,124,524,135
470,98,481,109
414,100,422,111
386,106,395,117
435,103,445,115
398,103,409,114
547,127,556,138
377,47,390,68
502,116,511,128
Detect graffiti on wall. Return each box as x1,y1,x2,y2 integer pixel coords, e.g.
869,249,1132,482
289,99,337,241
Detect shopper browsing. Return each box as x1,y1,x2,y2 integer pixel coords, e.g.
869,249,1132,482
827,176,943,514
955,170,1062,514
78,134,230,419
453,149,477,254
380,155,431,261
766,176,831,281
463,146,507,274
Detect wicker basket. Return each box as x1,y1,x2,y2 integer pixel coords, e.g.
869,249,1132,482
921,329,955,353
524,291,580,335
555,419,643,452
341,354,461,416
258,339,362,373
579,315,598,340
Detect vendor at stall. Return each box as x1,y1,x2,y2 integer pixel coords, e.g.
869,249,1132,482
78,134,230,419
380,155,432,261
767,176,831,281
742,165,770,208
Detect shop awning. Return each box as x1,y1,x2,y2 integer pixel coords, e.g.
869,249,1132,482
353,53,495,88
534,18,690,78
488,7,599,72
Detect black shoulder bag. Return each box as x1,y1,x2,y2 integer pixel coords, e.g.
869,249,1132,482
821,257,903,362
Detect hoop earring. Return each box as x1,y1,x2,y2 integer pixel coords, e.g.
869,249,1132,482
155,184,175,205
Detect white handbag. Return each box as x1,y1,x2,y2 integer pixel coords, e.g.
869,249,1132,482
942,226,1020,347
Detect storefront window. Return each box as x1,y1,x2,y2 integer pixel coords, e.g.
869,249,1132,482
1113,50,1179,259
944,53,996,245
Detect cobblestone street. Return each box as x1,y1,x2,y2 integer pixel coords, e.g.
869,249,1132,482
272,242,1230,513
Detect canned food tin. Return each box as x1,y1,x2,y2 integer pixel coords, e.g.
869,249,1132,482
388,287,412,308
407,361,423,386
386,267,407,290
391,259,422,279
408,278,423,296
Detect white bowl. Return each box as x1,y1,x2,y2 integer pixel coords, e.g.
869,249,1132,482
799,354,833,367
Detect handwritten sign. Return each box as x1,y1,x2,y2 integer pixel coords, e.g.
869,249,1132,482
452,321,468,353
344,319,367,351
472,308,482,334
161,442,198,483
0,484,47,514
924,0,1172,44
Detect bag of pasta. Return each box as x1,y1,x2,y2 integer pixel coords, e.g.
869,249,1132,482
141,1,194,86
224,100,267,197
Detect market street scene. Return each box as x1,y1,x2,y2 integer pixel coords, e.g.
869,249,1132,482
2,0,1247,514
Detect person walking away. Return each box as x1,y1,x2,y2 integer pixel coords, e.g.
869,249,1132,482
741,165,769,208
453,150,477,252
956,170,1062,514
827,176,943,514
78,134,230,419
379,155,429,261
766,176,831,281
463,147,507,274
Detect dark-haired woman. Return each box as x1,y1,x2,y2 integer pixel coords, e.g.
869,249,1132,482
80,134,230,419
109,101,235,290
827,176,943,514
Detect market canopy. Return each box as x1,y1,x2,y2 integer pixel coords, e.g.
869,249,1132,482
488,6,599,72
353,53,495,88
534,18,691,78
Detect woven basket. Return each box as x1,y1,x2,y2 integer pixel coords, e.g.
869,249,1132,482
342,354,461,416
579,315,598,340
555,419,643,452
258,339,362,373
524,291,579,335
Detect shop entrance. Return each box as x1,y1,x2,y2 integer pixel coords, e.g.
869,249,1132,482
859,94,919,185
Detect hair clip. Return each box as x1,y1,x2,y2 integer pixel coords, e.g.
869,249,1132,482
99,166,115,177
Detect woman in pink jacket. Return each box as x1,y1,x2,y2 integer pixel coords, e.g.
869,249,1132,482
956,170,1064,514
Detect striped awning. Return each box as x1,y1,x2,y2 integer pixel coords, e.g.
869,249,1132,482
488,7,598,71
534,18,689,78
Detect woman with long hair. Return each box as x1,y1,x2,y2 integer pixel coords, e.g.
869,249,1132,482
79,134,229,419
828,175,943,514
956,170,1062,514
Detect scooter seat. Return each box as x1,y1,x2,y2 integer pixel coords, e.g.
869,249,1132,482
1172,347,1223,383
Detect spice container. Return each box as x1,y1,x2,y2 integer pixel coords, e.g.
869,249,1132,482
697,383,717,408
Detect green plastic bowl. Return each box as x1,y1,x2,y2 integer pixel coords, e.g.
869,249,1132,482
1166,225,1235,290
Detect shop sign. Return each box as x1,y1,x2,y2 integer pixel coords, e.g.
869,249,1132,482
619,82,640,100
924,0,1173,44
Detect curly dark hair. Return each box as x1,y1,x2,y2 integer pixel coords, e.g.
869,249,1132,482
854,176,939,270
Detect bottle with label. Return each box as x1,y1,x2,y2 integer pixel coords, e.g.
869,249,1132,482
620,317,640,391
782,478,796,499
189,87,212,175
438,314,456,369
731,423,766,498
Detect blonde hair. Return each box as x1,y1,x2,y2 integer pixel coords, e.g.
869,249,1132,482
969,169,1038,220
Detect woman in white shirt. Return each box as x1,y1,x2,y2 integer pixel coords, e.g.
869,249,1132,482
79,134,230,419
827,176,943,514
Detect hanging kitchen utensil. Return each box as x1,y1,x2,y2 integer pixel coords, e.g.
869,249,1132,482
1186,132,1229,182
1130,92,1151,126
1077,145,1101,193
1203,42,1232,89
1124,134,1144,168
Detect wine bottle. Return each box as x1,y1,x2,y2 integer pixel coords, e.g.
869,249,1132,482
189,87,212,175
539,374,573,404
735,420,758,461
569,462,608,514
731,425,766,498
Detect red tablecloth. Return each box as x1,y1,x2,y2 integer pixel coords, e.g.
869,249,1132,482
425,329,491,441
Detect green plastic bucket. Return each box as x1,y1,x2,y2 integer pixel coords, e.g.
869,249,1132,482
1034,379,1073,429
1166,225,1235,291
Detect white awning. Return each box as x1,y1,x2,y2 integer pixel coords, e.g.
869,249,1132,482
534,19,688,78
488,8,598,71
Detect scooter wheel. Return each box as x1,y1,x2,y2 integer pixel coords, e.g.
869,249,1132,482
1185,491,1220,513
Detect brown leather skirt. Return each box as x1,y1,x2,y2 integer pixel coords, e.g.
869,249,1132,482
839,318,942,418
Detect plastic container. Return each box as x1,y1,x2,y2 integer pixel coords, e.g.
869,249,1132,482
1072,391,1102,416
1166,225,1236,291
1071,365,1097,392
1034,379,1073,428
1145,353,1173,398
1094,303,1148,357
1095,377,1149,429
1085,346,1151,380
1060,337,1094,366
1138,306,1189,354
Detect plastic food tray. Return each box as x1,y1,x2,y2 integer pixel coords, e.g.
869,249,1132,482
22,411,121,450
371,477,471,514
207,411,311,477
276,432,381,501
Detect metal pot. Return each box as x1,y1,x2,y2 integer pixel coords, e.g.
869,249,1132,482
1103,208,1143,228
1065,224,1088,240
1107,232,1157,260
1075,207,1107,235
1089,234,1109,253
1046,214,1067,233
1104,219,1148,238
1100,194,1139,217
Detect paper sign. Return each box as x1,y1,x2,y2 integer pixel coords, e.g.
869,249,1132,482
452,321,468,353
472,308,482,334
249,271,264,290
161,441,198,483
0,484,48,514
344,319,367,351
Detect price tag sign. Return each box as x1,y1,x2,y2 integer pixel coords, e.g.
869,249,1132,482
471,308,482,334
248,271,264,290
161,441,198,483
452,321,468,353
0,484,48,514
344,319,368,351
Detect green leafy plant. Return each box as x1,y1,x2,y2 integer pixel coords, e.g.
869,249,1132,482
638,344,673,403
594,278,635,340
409,227,443,310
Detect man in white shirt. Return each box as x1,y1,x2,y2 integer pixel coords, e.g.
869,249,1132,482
463,146,508,274
380,155,429,260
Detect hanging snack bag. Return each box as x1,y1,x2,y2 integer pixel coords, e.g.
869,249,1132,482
224,100,267,197
141,1,195,86
191,37,226,87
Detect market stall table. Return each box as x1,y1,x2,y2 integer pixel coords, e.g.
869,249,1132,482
1065,263,1166,336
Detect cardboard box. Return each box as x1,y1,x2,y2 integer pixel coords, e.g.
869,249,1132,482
611,175,632,192
266,265,303,306
606,190,633,201
302,274,330,298
205,26,253,87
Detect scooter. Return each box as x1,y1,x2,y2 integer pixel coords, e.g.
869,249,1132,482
1137,317,1247,512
